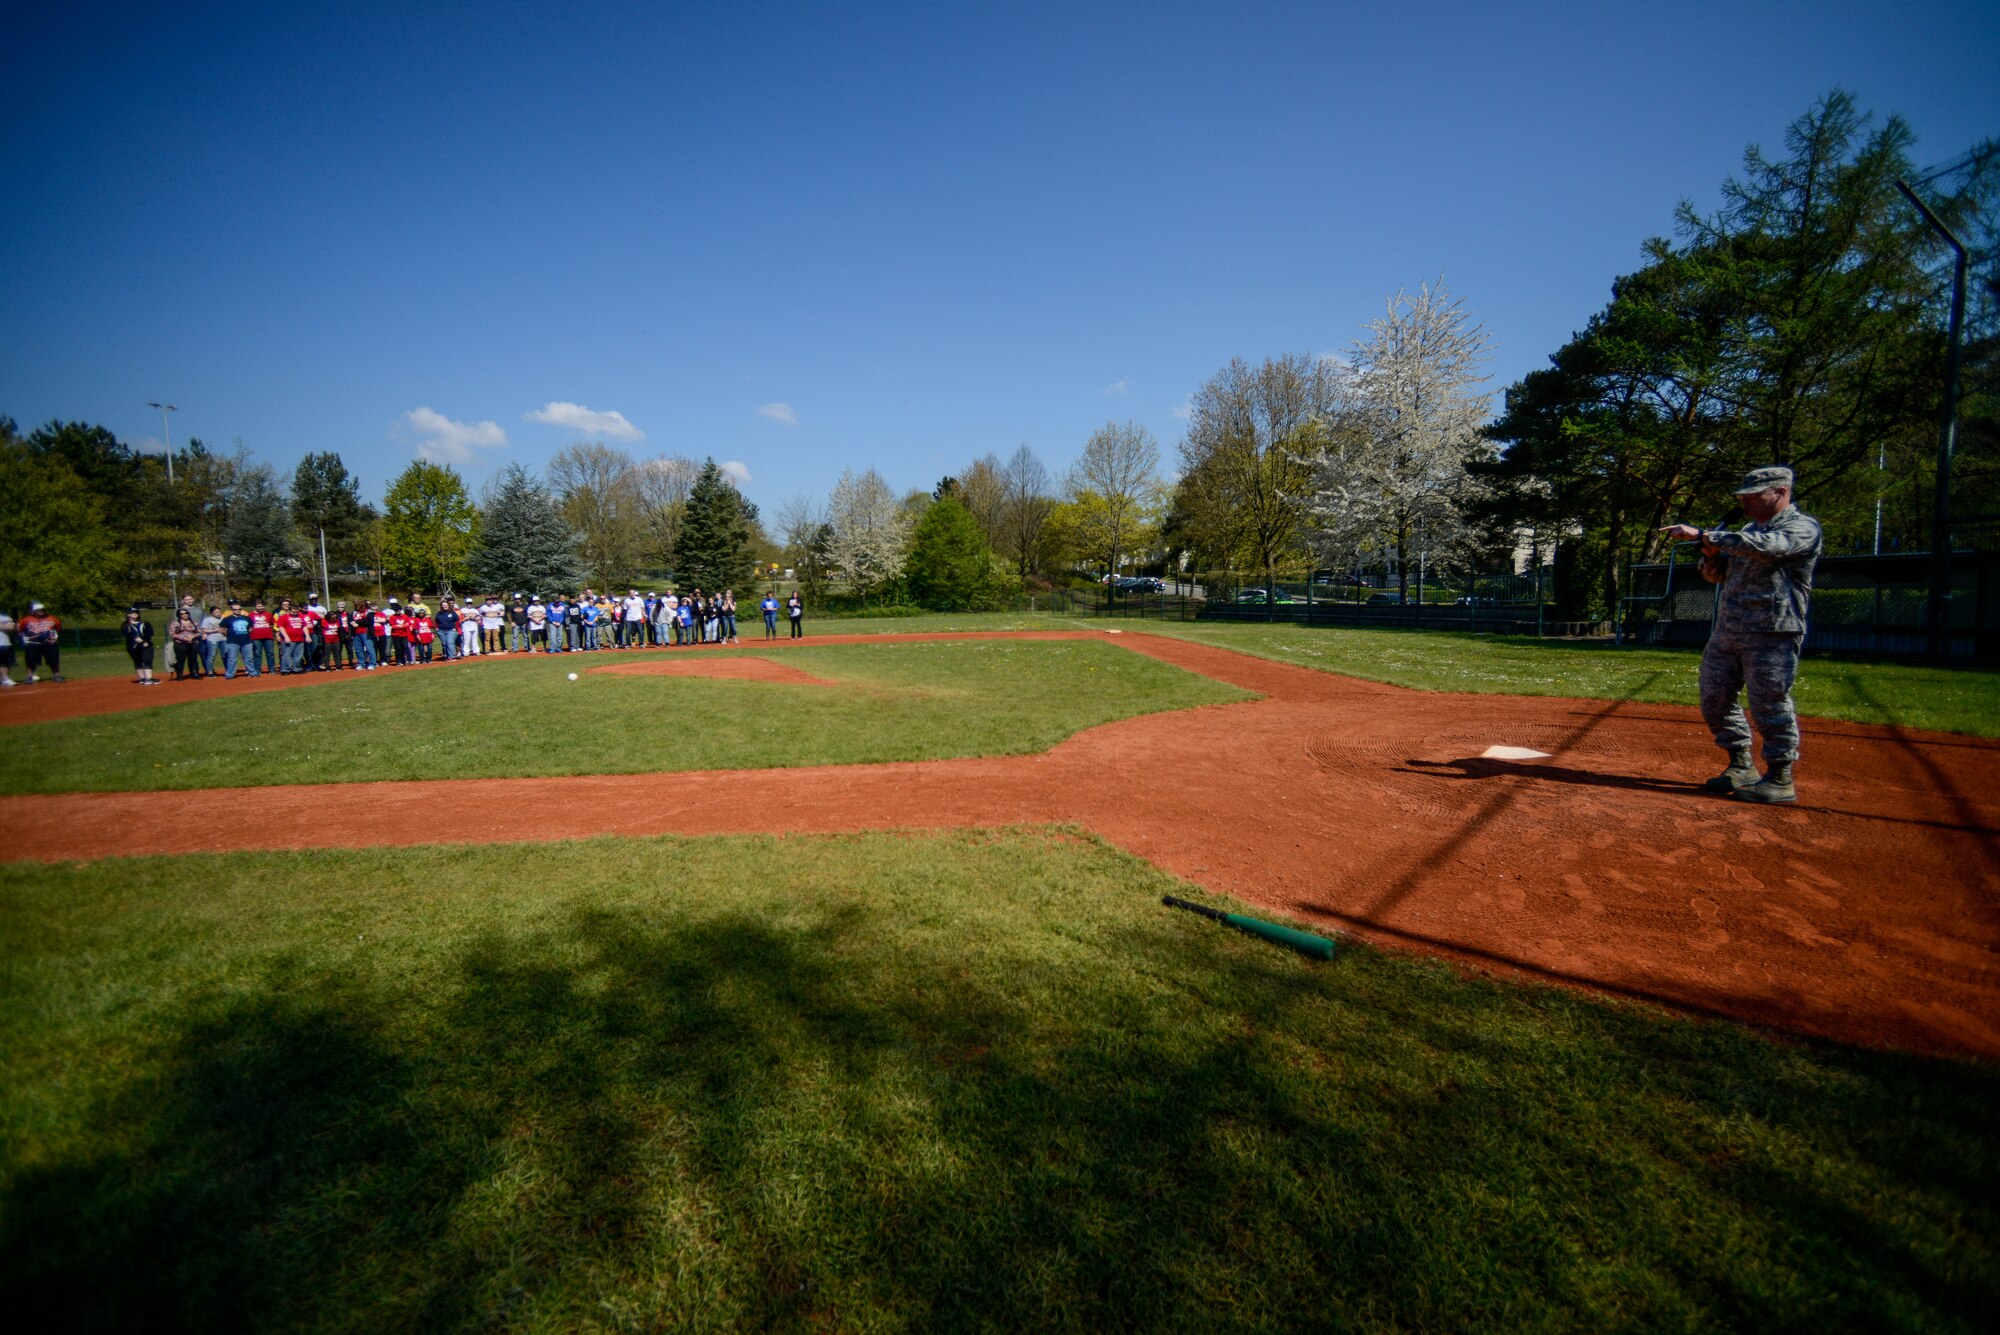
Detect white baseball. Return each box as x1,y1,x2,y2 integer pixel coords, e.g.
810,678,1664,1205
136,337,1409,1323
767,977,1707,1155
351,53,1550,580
567,672,579,681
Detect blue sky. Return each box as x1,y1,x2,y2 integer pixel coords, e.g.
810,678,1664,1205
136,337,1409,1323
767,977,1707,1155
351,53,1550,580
4,1,1995,514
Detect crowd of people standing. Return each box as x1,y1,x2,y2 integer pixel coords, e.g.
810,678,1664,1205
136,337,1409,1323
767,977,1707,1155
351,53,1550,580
1,587,809,688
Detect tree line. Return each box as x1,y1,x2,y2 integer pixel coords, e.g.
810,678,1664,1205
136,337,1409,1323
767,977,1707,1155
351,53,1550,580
1163,93,1997,617
0,424,770,611
9,94,1988,622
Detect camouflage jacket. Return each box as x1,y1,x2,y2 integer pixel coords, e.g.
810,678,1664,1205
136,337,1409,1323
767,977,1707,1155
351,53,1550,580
1697,505,1822,634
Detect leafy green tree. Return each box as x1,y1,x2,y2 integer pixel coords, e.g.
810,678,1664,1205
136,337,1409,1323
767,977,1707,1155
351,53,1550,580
1067,422,1163,575
25,420,138,500
224,462,295,596
1178,353,1339,593
904,497,997,609
671,458,757,591
291,452,370,563
1486,92,1998,615
0,429,126,613
467,464,583,594
382,460,480,595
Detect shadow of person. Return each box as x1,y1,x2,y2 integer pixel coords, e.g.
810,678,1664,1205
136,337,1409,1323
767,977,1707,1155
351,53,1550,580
1402,755,1709,796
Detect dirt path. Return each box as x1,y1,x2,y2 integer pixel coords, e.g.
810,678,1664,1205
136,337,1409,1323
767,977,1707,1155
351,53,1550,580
4,631,1997,1059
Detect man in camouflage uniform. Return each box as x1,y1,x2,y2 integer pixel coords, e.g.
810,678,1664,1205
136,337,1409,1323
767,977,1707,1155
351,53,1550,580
1659,465,1822,804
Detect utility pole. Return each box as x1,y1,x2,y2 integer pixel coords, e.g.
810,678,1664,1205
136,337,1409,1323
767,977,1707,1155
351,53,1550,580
1895,180,1968,662
148,401,180,619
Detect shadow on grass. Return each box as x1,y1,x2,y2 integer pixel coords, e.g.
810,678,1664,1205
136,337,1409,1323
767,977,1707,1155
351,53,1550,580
5,903,1996,1332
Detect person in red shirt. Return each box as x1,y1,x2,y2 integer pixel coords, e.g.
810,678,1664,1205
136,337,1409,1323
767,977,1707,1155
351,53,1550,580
411,611,436,664
388,605,413,665
350,601,379,671
249,600,277,676
273,598,308,675
321,604,345,670
16,602,63,682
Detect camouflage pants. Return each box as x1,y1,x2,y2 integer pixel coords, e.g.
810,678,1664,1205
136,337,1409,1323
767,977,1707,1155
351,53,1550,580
1699,630,1803,763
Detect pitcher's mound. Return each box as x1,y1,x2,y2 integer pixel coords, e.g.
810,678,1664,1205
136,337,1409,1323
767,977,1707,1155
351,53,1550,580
585,657,837,686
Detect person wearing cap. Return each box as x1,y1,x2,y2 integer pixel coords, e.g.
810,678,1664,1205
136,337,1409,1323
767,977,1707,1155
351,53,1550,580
18,602,63,682
1659,465,1823,804
526,594,548,651
507,595,530,653
123,607,160,687
0,610,17,686
122,607,160,686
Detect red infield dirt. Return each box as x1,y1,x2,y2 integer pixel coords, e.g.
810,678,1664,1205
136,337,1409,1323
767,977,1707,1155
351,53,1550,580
2,631,1996,1059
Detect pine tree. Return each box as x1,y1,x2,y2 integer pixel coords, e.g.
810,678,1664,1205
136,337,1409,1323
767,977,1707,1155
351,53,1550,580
225,462,297,596
671,458,756,590
291,452,369,561
468,464,585,595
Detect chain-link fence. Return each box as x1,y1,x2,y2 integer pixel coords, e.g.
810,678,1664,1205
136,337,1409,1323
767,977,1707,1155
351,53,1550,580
1618,549,1997,658
1050,570,1607,637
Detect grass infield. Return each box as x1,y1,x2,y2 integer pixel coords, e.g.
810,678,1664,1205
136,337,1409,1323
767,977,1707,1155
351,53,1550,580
1,830,1992,1332
0,639,1246,795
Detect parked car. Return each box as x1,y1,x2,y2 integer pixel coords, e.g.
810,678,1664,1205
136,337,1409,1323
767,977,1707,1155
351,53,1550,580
1364,592,1406,606
1235,587,1299,605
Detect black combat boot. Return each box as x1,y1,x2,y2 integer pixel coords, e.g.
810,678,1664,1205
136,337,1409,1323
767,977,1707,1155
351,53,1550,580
1702,747,1758,793
1735,762,1796,804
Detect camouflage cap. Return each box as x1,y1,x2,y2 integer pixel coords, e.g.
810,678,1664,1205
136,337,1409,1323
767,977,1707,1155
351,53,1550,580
1734,465,1793,494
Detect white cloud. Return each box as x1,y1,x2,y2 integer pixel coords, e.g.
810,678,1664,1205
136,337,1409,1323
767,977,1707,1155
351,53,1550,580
1104,379,1129,396
524,401,644,441
403,407,507,464
756,402,799,426
1172,395,1194,421
719,460,752,487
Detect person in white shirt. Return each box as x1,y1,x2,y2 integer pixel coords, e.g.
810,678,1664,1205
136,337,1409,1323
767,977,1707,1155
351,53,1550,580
621,590,646,648
479,597,504,654
527,596,549,652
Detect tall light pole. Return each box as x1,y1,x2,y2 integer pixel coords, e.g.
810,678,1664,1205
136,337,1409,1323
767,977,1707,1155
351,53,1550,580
147,403,181,619
147,402,177,485
1894,180,1967,663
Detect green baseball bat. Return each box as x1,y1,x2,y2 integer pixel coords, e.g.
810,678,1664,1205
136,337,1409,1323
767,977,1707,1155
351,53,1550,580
1162,895,1335,960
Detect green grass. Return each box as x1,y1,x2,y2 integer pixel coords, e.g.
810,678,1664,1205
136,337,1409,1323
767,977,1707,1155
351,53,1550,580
2,831,1991,1332
0,640,1246,795
5,644,133,681
795,613,2000,737
1141,621,2000,736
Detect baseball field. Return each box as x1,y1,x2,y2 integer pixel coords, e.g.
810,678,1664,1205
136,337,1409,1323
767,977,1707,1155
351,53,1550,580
3,619,1996,1331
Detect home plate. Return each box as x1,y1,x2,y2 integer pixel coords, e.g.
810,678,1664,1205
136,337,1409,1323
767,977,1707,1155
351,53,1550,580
1481,745,1552,760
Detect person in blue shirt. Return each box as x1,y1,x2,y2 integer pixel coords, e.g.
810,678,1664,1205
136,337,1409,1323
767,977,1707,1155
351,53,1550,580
219,600,257,678
579,597,600,650
547,596,568,653
677,598,694,644
761,593,780,640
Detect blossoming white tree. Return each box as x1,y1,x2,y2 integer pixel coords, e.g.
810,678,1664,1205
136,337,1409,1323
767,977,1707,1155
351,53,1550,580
1309,280,1493,599
827,467,910,605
